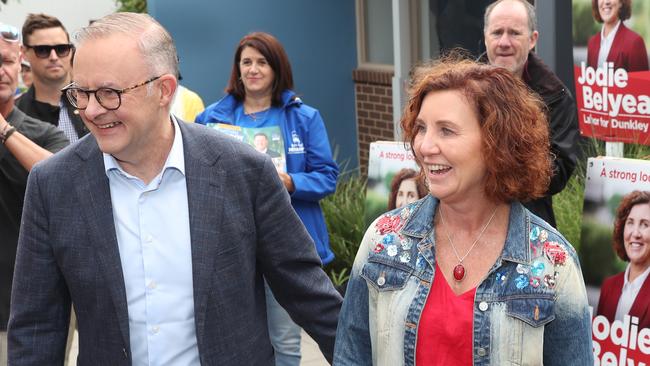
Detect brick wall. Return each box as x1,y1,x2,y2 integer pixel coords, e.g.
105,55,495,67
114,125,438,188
353,69,395,176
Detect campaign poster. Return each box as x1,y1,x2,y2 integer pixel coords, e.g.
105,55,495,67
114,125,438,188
580,156,650,364
207,123,287,172
364,141,426,225
572,0,650,144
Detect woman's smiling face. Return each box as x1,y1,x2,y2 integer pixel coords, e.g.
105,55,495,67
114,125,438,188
413,90,487,205
623,202,650,268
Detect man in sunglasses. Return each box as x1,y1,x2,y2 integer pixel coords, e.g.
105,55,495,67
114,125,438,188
8,12,341,365
15,13,87,143
0,22,68,364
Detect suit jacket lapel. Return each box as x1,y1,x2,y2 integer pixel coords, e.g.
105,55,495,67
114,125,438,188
590,35,601,67
604,273,624,321
608,23,627,64
179,122,225,344
73,139,131,348
71,124,227,350
630,274,650,327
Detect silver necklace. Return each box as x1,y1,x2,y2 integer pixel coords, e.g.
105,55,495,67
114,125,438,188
439,205,498,282
245,107,270,121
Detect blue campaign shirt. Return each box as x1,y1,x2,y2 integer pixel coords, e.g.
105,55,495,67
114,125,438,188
232,103,282,128
103,117,199,365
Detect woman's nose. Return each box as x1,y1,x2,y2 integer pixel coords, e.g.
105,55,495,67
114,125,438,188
417,132,440,156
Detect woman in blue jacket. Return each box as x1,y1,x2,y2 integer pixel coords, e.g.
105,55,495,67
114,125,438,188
196,31,339,366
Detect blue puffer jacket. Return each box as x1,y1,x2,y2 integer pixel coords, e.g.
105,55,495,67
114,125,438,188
196,90,339,264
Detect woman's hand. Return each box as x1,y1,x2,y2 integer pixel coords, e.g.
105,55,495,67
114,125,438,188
278,171,295,193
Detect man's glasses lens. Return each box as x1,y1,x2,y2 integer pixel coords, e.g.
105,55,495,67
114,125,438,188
0,24,20,43
30,44,73,58
65,88,121,111
63,76,161,111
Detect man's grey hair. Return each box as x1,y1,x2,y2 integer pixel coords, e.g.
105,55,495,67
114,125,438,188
74,12,178,79
484,0,537,35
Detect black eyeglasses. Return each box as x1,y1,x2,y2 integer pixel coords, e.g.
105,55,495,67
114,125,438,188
0,24,20,43
25,44,74,58
62,76,162,111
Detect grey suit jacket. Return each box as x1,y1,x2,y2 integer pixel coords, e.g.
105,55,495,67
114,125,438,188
8,121,342,365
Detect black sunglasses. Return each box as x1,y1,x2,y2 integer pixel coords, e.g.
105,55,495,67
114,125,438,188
25,44,74,59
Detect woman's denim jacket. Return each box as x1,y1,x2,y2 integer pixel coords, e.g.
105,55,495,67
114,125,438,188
333,196,593,366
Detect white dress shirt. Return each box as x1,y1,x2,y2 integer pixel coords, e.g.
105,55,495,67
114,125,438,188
104,117,199,365
615,263,650,322
598,20,621,69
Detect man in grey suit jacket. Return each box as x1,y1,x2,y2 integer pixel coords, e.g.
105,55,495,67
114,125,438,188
8,13,342,365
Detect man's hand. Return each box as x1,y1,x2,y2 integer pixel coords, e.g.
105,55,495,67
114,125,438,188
0,114,11,133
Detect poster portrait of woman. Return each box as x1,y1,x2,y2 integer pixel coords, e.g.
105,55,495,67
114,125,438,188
387,168,428,210
596,190,650,330
587,0,649,71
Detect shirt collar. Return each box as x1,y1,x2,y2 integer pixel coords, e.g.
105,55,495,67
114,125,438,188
103,116,186,177
623,262,650,289
600,20,621,43
399,195,530,264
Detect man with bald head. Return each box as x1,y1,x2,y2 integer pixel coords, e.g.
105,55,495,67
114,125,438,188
482,0,579,228
0,23,68,364
7,13,341,365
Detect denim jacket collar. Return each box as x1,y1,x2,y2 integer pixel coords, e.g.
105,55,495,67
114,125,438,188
399,195,531,265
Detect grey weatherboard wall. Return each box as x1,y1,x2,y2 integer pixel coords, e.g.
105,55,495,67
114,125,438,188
149,0,359,171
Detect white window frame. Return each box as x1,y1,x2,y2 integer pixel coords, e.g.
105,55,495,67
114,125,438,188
355,0,395,71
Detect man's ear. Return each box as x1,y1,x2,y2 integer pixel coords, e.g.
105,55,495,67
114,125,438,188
158,74,178,108
529,30,539,52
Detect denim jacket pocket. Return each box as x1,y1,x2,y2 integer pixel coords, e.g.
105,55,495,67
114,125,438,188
506,297,555,327
361,259,412,292
488,297,557,364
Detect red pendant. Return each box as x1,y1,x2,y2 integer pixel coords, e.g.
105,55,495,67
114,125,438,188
453,264,466,281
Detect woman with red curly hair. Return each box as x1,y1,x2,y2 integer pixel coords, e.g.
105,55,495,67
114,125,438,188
597,190,650,329
333,57,593,365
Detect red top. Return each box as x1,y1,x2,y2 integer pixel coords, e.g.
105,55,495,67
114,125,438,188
416,264,476,366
